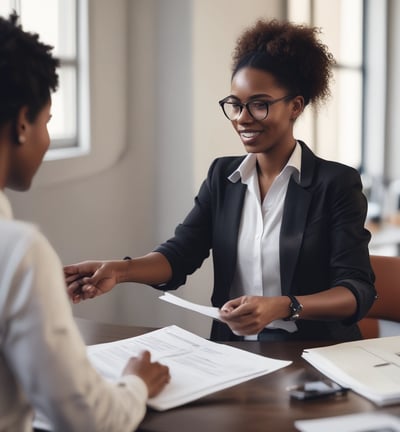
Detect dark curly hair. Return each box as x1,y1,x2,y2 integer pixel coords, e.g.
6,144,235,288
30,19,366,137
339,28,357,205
0,12,59,138
232,19,335,107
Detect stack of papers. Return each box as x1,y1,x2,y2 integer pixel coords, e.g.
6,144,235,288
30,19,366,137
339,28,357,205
88,325,291,410
302,336,400,406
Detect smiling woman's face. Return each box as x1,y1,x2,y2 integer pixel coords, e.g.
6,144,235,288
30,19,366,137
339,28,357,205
229,67,296,155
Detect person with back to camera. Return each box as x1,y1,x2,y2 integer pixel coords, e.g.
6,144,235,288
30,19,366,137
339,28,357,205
65,19,376,342
0,13,170,432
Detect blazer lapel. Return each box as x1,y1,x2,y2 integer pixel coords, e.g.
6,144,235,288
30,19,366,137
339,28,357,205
215,178,247,303
280,142,315,295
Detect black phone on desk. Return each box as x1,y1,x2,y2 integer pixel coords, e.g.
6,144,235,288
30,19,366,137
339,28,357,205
288,379,348,400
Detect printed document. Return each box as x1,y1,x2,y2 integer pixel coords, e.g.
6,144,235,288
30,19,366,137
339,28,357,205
87,325,291,411
302,335,400,406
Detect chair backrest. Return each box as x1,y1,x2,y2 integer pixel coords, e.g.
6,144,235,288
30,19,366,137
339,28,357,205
358,254,400,338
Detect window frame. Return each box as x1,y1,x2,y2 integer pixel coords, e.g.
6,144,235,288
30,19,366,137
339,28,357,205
1,0,90,158
287,0,365,170
0,1,130,187
45,0,90,160
33,0,129,187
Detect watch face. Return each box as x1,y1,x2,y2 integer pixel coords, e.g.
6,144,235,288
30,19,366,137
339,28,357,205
290,312,300,321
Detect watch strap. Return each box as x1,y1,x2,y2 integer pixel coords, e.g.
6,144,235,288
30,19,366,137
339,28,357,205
284,295,303,321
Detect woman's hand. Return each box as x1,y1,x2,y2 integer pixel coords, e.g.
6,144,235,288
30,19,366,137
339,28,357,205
64,260,124,303
219,295,290,336
123,351,170,398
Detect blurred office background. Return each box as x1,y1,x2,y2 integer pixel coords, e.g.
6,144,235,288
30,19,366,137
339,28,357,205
1,0,399,337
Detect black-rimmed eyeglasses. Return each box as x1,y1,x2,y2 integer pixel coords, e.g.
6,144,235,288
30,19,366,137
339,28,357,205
218,94,293,121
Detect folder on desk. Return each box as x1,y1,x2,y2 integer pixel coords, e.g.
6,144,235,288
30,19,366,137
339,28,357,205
87,325,292,411
301,335,400,406
295,412,400,432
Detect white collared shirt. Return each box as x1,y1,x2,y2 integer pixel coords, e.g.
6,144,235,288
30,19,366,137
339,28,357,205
0,190,148,432
228,142,302,337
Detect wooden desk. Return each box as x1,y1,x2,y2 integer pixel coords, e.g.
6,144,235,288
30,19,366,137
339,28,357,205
75,318,400,432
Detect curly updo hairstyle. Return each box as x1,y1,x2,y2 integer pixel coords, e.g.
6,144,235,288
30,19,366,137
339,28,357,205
232,19,335,107
0,13,59,139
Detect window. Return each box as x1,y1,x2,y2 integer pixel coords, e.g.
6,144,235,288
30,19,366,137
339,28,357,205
287,0,364,169
0,0,89,159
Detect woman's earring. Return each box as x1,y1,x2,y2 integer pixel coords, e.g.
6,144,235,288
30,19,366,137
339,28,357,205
18,135,26,144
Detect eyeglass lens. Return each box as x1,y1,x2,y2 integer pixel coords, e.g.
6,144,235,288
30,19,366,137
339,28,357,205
222,101,269,121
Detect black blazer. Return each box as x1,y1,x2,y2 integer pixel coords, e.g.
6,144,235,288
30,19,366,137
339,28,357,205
155,142,376,341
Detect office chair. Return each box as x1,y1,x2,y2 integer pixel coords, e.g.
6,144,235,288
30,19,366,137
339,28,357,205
358,254,400,339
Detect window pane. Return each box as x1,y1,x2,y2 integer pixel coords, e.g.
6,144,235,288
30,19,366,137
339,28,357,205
316,69,362,168
338,0,363,66
49,66,77,143
336,69,363,167
1,0,85,153
287,0,311,23
314,0,363,66
288,0,364,168
0,0,12,16
20,0,76,57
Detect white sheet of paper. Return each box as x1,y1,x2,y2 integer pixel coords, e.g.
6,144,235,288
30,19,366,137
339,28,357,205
87,325,291,411
295,412,400,432
159,292,221,320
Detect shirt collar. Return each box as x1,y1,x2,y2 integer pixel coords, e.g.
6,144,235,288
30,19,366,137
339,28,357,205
228,141,302,184
0,190,13,220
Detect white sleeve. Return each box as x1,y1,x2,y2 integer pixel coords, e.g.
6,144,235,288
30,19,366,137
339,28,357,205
3,229,148,432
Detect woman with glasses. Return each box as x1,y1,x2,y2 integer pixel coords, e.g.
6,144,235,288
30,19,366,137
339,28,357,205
65,20,376,342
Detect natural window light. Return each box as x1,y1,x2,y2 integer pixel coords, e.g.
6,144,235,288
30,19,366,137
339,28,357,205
287,0,364,169
0,0,89,158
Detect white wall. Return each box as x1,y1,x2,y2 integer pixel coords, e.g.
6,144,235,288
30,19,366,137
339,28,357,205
7,0,284,337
